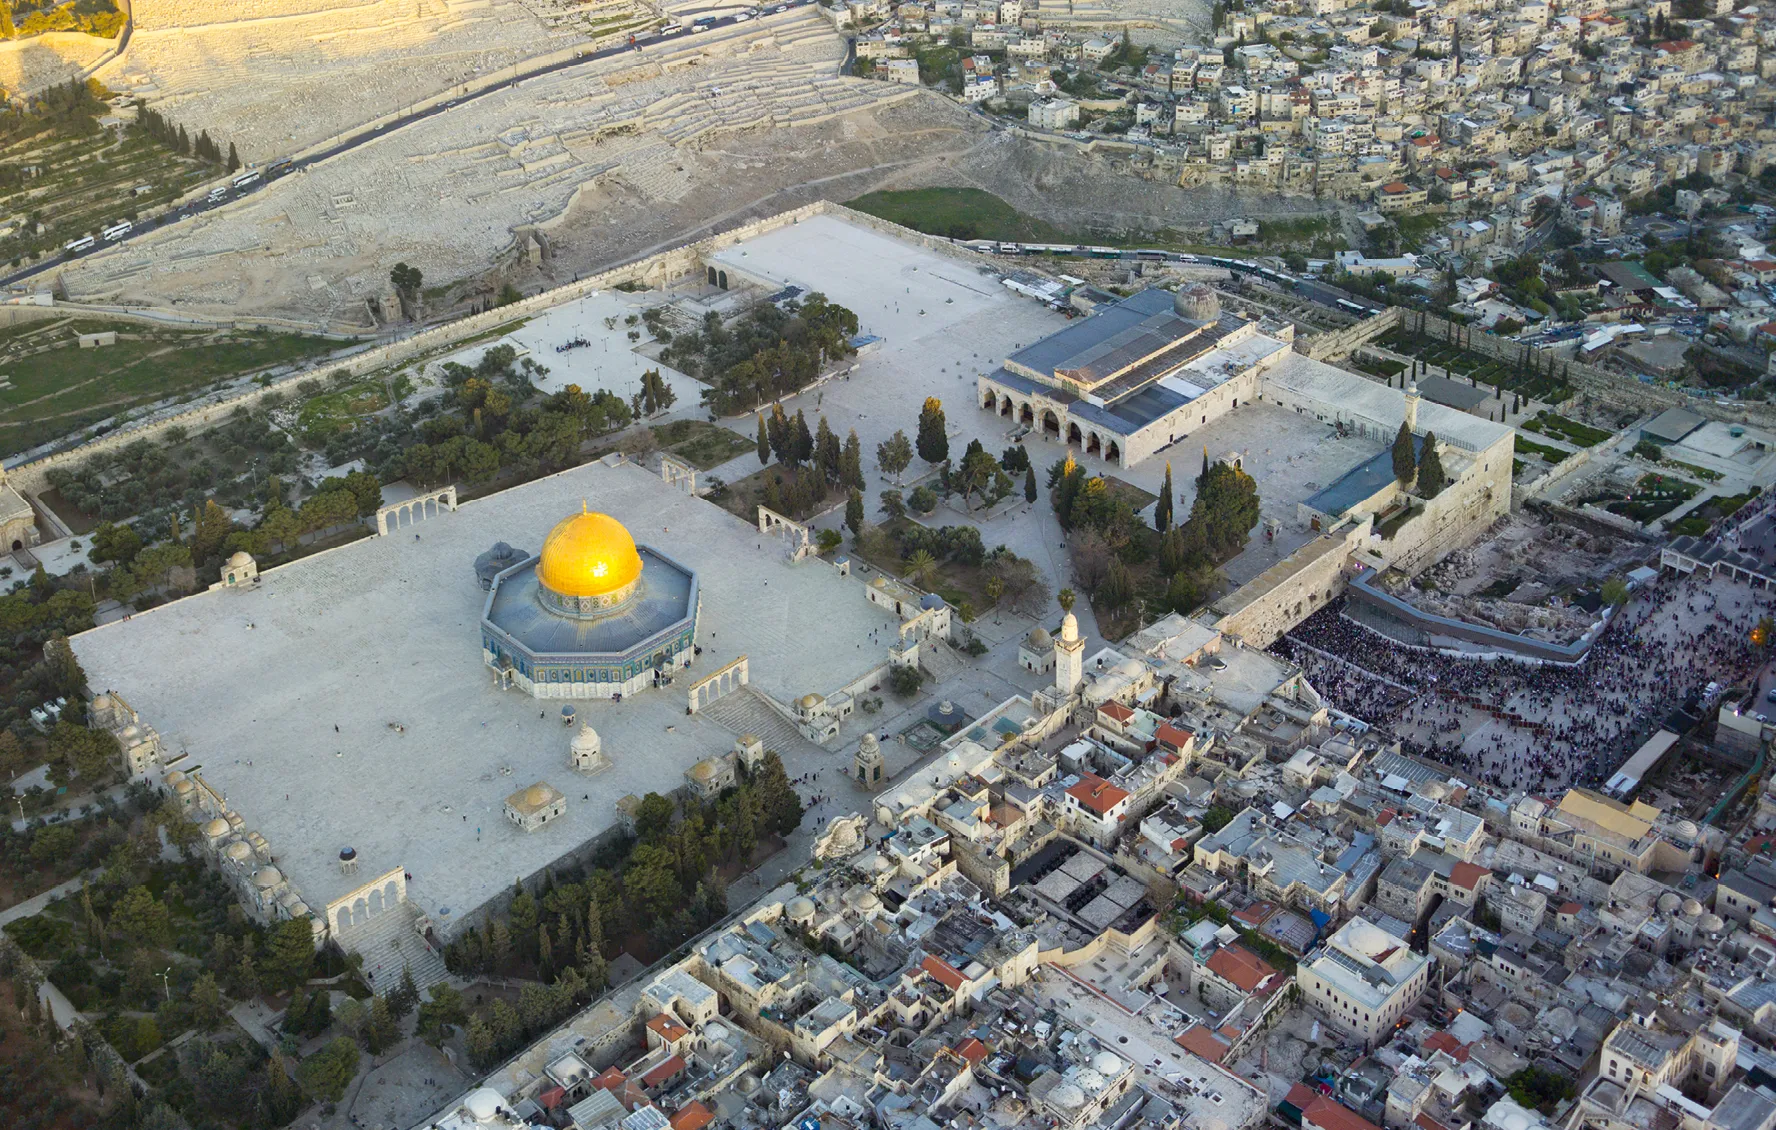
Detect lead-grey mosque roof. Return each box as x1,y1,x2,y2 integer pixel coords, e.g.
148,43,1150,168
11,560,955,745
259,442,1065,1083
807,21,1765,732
1007,288,1187,379
1303,433,1425,519
483,547,696,659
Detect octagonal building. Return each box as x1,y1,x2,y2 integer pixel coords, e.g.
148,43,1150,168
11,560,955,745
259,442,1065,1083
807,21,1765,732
480,505,700,699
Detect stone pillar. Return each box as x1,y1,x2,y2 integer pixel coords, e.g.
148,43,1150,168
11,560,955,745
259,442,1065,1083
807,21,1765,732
1405,381,1421,435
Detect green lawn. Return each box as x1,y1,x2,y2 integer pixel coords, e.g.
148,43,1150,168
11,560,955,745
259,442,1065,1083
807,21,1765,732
653,418,754,470
1522,411,1611,447
296,380,392,441
846,187,1070,242
1514,434,1571,462
0,320,341,455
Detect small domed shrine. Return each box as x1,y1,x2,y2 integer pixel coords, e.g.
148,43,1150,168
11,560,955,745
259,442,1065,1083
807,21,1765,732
479,504,700,699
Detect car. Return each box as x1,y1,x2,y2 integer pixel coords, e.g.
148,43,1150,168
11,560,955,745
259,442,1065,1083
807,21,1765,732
1765,687,1776,703
773,4,786,9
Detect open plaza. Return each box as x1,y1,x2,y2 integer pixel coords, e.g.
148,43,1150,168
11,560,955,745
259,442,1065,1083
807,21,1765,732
69,455,910,939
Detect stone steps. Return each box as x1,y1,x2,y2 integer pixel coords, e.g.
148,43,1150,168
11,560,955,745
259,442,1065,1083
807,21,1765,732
698,686,825,757
334,900,451,994
917,639,964,685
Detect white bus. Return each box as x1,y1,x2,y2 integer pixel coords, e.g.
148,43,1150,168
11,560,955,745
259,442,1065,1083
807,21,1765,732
102,221,133,241
232,170,261,188
64,235,95,254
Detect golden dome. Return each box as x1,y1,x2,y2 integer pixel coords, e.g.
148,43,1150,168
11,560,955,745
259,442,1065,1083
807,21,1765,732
537,506,643,599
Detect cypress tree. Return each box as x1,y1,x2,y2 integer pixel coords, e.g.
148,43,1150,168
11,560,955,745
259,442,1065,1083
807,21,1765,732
1024,464,1037,503
1392,421,1416,485
916,397,948,465
1155,462,1174,532
756,414,769,465
1417,434,1447,498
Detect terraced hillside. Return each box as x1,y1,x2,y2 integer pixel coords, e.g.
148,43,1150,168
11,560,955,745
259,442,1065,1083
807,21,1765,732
0,118,212,265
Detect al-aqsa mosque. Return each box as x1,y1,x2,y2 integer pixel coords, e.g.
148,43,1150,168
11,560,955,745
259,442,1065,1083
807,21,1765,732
479,504,701,699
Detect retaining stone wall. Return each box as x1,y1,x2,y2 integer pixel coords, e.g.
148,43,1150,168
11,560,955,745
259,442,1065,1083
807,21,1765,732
1300,305,1404,361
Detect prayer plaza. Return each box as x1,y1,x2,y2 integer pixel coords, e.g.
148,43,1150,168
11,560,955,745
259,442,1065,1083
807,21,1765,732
69,458,901,941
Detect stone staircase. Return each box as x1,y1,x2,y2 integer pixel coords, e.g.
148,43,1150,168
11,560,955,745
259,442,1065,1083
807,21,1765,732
918,639,964,685
334,901,450,994
699,686,825,755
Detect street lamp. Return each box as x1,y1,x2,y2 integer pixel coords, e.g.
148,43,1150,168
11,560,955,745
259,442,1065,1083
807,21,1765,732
159,966,172,1001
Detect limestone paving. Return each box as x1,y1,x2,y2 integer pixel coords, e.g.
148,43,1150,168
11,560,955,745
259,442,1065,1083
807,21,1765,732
70,457,900,936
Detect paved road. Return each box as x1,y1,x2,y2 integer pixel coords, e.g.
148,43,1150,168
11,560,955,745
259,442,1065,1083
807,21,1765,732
0,871,86,927
2,1,822,291
10,782,134,832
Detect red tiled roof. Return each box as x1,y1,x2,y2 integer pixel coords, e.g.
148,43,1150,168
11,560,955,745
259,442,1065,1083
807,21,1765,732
539,1086,567,1110
1099,701,1135,723
595,1068,628,1092
1422,1031,1471,1063
1303,1097,1384,1130
921,954,968,991
1448,862,1491,890
1156,721,1195,752
955,1037,989,1064
672,1102,715,1130
1417,1114,1454,1130
1282,1083,1319,1112
641,1056,687,1088
647,1014,691,1042
1381,181,1412,192
1205,943,1278,993
1066,774,1131,816
1175,1024,1231,1063
1559,901,1581,914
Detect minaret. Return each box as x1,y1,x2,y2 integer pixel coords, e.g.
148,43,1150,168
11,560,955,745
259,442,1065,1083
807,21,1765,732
1404,379,1421,435
1054,612,1085,696
854,732,884,788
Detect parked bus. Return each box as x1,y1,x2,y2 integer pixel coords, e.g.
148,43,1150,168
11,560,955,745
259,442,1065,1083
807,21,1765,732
64,235,95,254
102,221,133,241
232,170,261,188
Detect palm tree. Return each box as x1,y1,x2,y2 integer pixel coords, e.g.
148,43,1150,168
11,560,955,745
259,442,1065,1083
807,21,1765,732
985,576,1005,608
1057,587,1076,613
903,550,939,588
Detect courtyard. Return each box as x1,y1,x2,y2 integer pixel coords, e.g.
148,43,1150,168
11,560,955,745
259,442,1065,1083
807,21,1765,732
69,457,903,937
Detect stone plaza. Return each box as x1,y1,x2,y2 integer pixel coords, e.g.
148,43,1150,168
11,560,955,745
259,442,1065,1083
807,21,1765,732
70,456,905,939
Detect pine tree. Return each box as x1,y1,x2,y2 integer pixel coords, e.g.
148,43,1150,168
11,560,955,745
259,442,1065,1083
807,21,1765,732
1391,421,1416,486
1417,433,1447,498
1155,462,1174,533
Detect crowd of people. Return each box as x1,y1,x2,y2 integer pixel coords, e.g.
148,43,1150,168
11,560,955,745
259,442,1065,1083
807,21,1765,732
1272,570,1774,792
